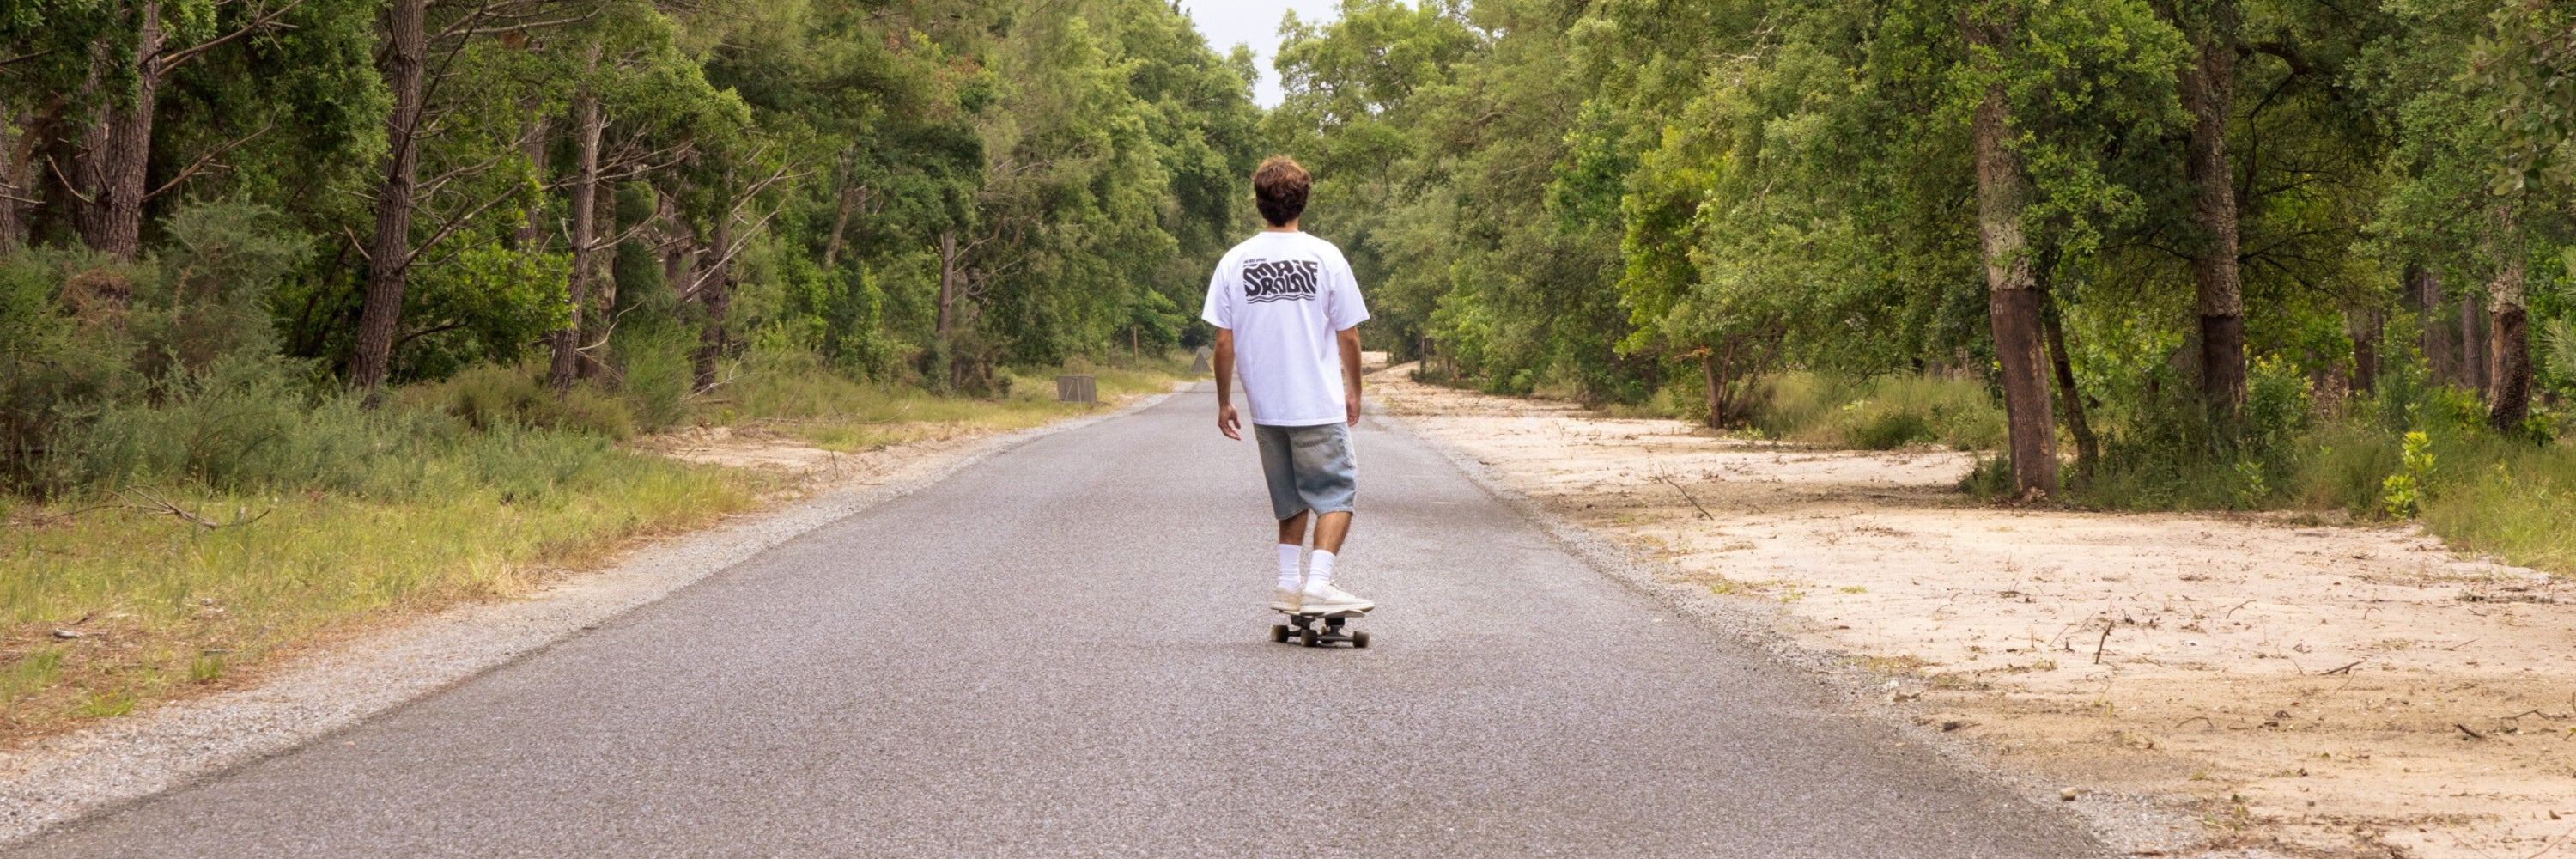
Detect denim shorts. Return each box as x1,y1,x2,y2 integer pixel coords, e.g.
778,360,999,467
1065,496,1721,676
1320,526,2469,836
1254,423,1357,521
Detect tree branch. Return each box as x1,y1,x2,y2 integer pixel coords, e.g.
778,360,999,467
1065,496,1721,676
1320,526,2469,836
145,124,275,201
156,0,311,73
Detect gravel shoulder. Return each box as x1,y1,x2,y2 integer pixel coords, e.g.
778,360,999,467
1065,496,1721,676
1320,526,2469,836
1372,366,2576,859
0,387,1183,847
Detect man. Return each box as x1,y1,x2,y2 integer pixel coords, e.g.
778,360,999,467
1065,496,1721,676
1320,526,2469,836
1203,155,1373,615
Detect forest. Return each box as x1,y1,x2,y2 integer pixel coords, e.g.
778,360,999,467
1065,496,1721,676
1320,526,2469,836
2,0,1256,478
3,0,2571,507
1265,0,2576,537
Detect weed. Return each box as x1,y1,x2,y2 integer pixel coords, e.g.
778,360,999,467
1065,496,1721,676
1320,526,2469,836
2381,431,2433,518
1,649,64,700
75,691,134,718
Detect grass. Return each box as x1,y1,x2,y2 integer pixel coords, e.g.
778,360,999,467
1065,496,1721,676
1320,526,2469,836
0,348,1194,743
2414,436,2576,575
1552,369,2008,451
0,436,766,740
718,350,1194,452
1753,372,2006,450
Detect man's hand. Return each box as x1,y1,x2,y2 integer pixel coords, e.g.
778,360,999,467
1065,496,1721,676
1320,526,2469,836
1213,328,1239,440
1336,326,1364,427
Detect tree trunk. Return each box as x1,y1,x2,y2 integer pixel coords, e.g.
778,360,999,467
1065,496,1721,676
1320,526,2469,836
2487,253,2530,430
2462,290,2488,398
659,189,696,299
2043,292,2097,487
2403,265,2460,387
2177,0,2245,414
580,177,615,380
0,107,31,253
693,198,732,393
73,1,164,262
549,74,604,393
2346,307,2379,399
350,0,428,397
935,228,958,337
515,114,548,249
821,174,862,270
1698,347,1724,430
1965,23,2059,498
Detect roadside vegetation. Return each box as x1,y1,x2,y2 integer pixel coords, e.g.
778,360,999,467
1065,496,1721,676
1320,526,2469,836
1316,0,2575,576
1,0,1235,740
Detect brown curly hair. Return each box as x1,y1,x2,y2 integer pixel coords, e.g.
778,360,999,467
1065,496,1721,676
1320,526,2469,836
1252,155,1309,228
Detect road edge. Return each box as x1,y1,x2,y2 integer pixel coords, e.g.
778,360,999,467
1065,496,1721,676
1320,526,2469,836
1366,402,2225,859
0,385,1188,846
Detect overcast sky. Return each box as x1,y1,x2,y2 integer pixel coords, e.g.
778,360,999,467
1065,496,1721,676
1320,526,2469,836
1180,0,1341,107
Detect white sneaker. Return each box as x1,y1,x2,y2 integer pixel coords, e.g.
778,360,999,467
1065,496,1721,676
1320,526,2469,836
1298,581,1374,614
1270,587,1303,612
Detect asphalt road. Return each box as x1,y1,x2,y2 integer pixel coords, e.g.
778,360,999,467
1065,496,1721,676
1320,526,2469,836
10,385,2101,858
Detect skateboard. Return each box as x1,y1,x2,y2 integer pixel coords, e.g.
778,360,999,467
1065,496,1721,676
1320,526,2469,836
1270,608,1370,649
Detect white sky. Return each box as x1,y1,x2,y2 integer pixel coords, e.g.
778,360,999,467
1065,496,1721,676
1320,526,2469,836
1180,0,1343,107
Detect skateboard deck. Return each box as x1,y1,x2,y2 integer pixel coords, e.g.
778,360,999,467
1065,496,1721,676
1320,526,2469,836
1270,607,1370,648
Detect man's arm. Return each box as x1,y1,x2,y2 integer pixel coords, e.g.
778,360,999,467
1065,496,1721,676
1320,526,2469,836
1338,326,1363,427
1214,328,1241,440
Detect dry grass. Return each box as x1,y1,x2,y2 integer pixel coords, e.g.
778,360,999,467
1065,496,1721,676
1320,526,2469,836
0,352,1194,746
0,449,769,743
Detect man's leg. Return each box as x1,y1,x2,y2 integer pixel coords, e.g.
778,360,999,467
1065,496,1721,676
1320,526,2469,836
1277,511,1312,547
1272,510,1310,611
1291,424,1370,612
1312,511,1351,554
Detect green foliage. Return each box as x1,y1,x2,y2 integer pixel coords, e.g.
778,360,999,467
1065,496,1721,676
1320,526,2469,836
1752,373,2008,451
2381,430,2434,518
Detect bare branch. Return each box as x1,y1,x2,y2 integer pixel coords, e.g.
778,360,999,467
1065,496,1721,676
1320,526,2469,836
145,124,275,201
156,0,311,72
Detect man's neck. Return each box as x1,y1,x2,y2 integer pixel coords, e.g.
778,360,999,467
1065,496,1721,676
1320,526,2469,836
1262,219,1301,234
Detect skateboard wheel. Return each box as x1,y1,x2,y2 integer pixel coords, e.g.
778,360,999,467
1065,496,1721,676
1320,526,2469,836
1352,631,1370,649
1270,624,1290,643
1299,627,1320,647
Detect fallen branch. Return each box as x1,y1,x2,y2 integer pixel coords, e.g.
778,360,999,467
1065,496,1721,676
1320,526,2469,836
2456,722,2486,740
2093,620,2115,665
1655,473,1714,520
122,489,273,531
2322,659,2366,675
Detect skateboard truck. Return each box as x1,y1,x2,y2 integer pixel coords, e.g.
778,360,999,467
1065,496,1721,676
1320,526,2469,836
1270,610,1370,649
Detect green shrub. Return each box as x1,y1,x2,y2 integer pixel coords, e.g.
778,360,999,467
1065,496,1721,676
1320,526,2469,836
1849,409,1935,450
406,364,635,439
1750,371,2004,450
615,327,696,430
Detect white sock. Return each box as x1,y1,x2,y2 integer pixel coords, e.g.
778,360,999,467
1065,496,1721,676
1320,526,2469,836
1307,551,1338,589
1277,544,1303,589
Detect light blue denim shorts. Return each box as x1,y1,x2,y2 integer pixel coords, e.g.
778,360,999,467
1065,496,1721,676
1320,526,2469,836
1254,423,1357,521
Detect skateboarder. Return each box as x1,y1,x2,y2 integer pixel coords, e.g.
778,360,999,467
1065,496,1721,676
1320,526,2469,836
1203,155,1374,616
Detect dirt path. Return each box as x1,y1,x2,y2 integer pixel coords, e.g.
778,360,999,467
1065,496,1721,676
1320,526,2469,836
1374,366,2576,859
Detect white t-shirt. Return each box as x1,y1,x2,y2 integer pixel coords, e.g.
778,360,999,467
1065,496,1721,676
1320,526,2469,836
1200,231,1370,427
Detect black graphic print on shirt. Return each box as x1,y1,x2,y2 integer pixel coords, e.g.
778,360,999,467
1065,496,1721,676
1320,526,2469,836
1242,258,1321,304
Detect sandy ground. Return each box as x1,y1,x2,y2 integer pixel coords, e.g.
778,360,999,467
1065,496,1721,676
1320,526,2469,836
1373,366,2576,859
636,421,992,480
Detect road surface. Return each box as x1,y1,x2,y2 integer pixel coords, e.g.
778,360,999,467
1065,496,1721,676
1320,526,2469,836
9,384,2100,857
